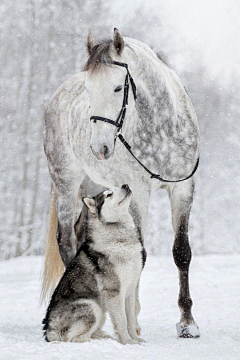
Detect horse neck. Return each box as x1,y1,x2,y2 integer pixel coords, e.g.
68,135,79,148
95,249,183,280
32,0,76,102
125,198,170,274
124,38,199,137
120,43,199,182
124,53,178,139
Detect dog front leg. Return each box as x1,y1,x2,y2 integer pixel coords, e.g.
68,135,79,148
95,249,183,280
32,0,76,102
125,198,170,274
104,295,141,345
135,281,141,335
126,291,145,342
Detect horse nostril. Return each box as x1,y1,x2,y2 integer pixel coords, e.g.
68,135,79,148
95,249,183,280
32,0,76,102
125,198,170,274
97,144,112,160
103,145,109,158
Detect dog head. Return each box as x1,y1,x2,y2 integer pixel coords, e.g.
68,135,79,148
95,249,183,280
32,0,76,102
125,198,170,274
82,184,132,224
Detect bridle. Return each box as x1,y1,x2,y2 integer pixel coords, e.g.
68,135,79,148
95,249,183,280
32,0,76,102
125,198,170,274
90,61,199,183
90,61,136,132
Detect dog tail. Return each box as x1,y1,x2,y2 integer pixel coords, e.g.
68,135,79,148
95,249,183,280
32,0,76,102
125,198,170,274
40,184,65,304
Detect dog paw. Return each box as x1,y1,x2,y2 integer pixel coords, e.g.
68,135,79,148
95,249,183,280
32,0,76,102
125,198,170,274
176,322,200,338
122,338,143,345
136,337,145,343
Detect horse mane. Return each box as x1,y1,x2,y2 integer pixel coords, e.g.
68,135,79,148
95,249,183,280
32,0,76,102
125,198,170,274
155,51,171,68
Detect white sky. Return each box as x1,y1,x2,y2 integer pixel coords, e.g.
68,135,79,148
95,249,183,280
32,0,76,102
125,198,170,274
109,0,240,85
160,0,240,78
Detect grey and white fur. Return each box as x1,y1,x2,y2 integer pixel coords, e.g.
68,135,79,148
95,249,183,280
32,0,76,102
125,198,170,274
43,185,146,344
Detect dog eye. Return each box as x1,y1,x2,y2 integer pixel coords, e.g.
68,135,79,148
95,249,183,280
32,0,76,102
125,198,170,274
106,193,112,198
114,86,122,92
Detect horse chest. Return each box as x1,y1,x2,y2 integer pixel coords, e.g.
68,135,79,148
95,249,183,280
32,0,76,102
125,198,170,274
78,135,149,190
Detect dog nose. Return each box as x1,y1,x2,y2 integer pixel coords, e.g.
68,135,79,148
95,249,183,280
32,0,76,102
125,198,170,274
122,184,129,190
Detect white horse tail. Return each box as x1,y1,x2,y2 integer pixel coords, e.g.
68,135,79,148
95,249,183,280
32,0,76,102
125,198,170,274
40,184,65,304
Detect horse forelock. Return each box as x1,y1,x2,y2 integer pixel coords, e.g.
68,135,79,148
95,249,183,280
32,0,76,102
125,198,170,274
84,38,114,74
84,38,135,74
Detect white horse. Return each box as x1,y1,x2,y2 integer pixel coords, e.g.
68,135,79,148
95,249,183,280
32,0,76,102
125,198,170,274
42,29,200,338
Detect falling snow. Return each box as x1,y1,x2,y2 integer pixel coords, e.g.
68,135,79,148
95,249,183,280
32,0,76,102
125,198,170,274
0,0,239,358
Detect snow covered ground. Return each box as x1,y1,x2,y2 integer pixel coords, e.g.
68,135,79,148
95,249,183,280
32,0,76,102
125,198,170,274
0,255,239,360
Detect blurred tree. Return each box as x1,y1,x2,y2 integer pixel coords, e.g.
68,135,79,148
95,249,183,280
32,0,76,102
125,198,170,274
0,0,239,258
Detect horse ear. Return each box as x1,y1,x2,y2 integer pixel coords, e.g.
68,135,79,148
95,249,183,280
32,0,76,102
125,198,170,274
87,30,98,55
113,28,124,55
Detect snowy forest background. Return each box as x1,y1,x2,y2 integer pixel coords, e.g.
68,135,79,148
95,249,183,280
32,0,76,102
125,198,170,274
0,0,239,259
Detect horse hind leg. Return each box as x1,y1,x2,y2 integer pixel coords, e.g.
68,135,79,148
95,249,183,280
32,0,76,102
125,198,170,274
168,179,200,338
50,165,86,268
41,171,86,304
55,185,81,267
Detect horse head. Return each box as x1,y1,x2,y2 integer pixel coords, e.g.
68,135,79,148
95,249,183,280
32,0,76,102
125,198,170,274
84,29,136,160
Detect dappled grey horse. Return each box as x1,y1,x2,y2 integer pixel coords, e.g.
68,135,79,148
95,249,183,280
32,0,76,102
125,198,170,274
42,29,200,338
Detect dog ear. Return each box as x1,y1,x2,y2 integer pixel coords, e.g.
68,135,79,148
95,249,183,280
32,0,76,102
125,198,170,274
82,197,96,214
113,28,124,55
86,30,98,55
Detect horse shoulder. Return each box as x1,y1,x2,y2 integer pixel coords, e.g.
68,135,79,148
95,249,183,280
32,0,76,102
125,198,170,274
44,72,90,161
46,72,86,117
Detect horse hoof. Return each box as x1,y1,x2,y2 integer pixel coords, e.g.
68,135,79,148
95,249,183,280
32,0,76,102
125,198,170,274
176,322,200,338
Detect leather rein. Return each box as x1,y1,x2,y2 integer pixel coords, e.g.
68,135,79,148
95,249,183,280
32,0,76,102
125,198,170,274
90,61,199,183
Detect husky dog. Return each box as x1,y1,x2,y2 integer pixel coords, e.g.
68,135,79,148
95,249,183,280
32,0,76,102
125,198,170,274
43,185,146,344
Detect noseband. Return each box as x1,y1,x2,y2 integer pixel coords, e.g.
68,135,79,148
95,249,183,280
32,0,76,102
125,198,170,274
90,61,199,183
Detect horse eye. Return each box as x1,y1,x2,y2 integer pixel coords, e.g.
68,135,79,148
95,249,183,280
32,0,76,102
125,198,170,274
114,86,122,92
106,193,112,198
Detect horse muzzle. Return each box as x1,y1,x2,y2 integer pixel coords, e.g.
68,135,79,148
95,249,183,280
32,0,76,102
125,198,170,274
90,143,114,160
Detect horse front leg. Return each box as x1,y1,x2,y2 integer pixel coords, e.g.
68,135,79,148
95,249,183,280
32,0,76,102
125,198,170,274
168,179,200,338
